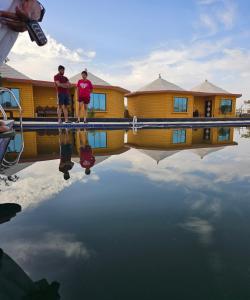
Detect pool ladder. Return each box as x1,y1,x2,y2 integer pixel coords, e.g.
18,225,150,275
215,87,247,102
0,88,24,174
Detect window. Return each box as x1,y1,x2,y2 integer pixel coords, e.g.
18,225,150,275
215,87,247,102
89,93,106,111
88,131,107,149
174,97,188,112
7,133,22,153
220,99,232,113
218,128,230,142
0,88,20,108
173,129,186,144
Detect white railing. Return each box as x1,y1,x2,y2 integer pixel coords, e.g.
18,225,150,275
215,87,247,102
0,87,23,128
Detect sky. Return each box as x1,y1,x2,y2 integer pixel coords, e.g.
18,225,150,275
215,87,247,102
8,0,250,102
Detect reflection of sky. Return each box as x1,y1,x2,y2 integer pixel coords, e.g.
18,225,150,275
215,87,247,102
1,128,250,299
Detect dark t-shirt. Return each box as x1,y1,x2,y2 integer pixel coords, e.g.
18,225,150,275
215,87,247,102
54,74,69,94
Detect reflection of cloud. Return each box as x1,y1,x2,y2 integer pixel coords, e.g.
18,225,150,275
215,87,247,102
3,232,91,264
181,218,214,246
0,160,100,211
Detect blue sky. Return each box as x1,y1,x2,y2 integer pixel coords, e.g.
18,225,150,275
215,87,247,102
9,0,250,101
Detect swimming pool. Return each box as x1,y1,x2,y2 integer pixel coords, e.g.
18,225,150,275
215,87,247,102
0,127,250,299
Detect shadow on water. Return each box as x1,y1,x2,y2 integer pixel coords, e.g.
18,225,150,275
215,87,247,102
0,203,61,300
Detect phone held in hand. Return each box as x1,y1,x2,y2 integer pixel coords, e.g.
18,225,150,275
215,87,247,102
26,20,47,46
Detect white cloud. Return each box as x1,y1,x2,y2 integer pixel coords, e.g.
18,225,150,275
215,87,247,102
8,33,96,80
0,160,100,211
2,232,91,264
99,39,250,103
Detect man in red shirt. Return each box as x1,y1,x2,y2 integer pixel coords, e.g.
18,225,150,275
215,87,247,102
76,70,93,123
54,65,71,124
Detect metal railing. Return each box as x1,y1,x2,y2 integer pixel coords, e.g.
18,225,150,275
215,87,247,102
0,87,24,171
0,87,23,128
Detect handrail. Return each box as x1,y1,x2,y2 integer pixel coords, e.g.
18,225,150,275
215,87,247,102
0,104,7,121
0,87,23,128
2,129,24,168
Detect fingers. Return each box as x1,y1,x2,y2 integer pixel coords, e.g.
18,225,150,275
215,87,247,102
15,6,29,22
1,19,27,32
0,11,19,20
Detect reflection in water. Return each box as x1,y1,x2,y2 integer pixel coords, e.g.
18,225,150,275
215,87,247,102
59,129,74,181
0,204,61,299
0,126,246,300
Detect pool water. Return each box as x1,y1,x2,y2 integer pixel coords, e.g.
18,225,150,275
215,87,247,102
0,127,250,299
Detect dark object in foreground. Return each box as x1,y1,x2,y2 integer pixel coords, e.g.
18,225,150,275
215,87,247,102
0,203,21,225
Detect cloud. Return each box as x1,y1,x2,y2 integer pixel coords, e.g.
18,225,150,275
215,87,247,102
0,160,100,211
8,33,96,80
181,218,214,245
99,39,249,103
2,232,91,264
196,0,237,34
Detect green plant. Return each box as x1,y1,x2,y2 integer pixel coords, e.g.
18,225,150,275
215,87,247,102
88,108,95,118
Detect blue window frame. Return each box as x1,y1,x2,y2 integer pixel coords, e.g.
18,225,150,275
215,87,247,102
7,133,22,153
0,88,20,108
220,99,232,113
218,128,230,142
174,97,188,112
88,131,107,149
173,129,186,144
89,93,106,111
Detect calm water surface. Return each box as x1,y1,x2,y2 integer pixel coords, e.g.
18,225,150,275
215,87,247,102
0,127,250,299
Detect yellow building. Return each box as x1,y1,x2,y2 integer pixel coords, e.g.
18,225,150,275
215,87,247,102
0,64,129,119
127,75,242,119
127,127,236,163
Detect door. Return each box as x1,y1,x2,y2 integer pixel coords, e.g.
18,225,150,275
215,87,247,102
205,100,212,118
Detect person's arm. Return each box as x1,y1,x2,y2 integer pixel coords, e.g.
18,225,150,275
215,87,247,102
0,0,42,32
54,80,70,89
89,81,93,93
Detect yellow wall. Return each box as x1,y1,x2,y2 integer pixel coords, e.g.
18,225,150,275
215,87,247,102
21,132,38,158
128,128,193,149
3,80,35,118
211,127,235,144
75,130,125,155
213,96,237,117
74,88,125,118
33,86,57,108
127,93,194,118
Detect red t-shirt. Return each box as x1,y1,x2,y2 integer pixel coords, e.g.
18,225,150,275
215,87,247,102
77,79,93,99
54,74,70,94
80,146,96,169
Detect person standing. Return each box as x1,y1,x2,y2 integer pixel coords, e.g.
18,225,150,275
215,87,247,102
54,65,71,124
76,70,93,123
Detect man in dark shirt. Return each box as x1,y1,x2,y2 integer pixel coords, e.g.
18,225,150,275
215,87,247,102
54,65,71,124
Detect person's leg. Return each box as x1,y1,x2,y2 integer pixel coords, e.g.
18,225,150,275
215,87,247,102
77,102,84,122
57,105,62,123
62,105,69,123
0,124,9,133
84,104,88,123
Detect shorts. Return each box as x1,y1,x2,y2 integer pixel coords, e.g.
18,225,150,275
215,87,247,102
78,97,90,104
58,93,70,106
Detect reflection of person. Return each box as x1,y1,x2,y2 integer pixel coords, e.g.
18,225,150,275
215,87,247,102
0,0,42,64
76,70,93,124
54,65,71,124
59,129,74,180
77,129,95,175
0,120,10,133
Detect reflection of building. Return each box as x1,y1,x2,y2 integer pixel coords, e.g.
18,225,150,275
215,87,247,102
0,64,129,119
127,127,236,163
7,130,129,164
126,76,241,119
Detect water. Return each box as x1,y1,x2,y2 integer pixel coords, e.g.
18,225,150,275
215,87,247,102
0,127,250,299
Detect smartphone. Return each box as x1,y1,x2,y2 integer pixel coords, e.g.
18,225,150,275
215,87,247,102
27,20,47,47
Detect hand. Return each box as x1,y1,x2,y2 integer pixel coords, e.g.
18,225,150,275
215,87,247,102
0,0,41,33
